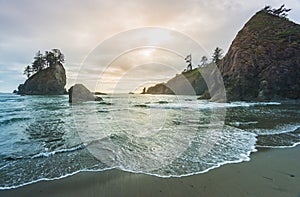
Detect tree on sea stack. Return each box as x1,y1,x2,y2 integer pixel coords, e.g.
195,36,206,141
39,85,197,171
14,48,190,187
24,49,65,78
23,65,32,78
18,49,66,95
184,54,192,72
45,49,65,67
32,50,46,73
212,47,223,65
263,4,291,19
199,56,208,67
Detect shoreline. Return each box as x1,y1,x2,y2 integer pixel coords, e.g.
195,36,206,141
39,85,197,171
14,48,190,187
1,146,300,197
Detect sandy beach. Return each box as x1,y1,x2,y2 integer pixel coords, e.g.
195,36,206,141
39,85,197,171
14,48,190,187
1,145,299,197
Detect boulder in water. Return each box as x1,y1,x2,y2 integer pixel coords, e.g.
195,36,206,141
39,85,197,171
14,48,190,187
68,84,103,103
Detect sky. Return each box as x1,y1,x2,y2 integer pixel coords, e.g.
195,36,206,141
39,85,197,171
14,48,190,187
0,0,299,93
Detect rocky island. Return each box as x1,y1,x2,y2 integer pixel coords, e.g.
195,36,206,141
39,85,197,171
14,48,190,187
17,49,66,95
18,63,66,95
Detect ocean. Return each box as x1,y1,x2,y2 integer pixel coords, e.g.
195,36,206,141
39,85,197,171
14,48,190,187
0,93,299,189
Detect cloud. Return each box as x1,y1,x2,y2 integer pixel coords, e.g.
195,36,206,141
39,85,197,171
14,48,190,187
0,0,299,92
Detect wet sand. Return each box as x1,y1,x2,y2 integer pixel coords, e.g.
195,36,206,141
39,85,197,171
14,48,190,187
1,146,300,197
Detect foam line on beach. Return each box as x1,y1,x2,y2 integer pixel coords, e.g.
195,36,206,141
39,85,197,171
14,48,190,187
118,146,258,179
0,167,115,190
115,136,258,179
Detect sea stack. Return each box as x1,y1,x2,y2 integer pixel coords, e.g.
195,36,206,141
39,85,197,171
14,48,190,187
17,63,66,95
220,10,300,101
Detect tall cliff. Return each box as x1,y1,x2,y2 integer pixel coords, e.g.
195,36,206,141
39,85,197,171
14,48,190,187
18,63,66,95
220,10,300,101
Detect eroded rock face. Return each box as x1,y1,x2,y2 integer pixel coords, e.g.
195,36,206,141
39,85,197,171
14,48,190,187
220,11,300,101
68,84,102,103
18,64,66,95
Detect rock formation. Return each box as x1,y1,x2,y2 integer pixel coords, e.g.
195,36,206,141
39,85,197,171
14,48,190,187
146,69,208,95
146,9,300,101
220,10,300,101
68,84,103,103
17,63,66,95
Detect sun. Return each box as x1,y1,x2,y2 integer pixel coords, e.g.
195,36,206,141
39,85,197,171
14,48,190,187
139,48,155,58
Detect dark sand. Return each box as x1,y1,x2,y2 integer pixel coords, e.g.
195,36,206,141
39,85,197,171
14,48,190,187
1,146,300,197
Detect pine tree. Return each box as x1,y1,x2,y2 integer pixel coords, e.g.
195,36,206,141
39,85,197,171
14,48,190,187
24,49,65,77
185,54,192,71
45,49,65,67
23,65,32,78
32,50,46,72
212,47,223,65
199,56,208,67
263,4,291,18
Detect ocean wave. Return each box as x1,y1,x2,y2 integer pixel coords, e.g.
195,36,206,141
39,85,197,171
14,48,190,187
230,121,258,127
256,127,300,148
256,142,300,149
0,117,31,125
31,144,86,159
98,109,110,113
81,125,257,178
113,127,258,178
0,143,259,191
252,124,300,135
133,104,148,108
4,144,86,161
0,163,10,171
97,101,113,105
117,151,256,179
139,101,281,110
227,101,281,107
